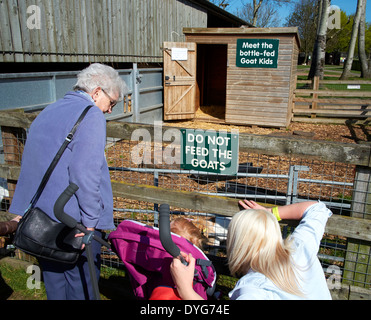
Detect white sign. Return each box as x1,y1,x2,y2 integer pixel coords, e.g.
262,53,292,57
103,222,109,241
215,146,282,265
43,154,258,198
347,85,361,90
171,48,188,61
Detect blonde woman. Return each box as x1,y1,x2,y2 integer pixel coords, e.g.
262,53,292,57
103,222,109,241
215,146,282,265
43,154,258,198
170,200,332,300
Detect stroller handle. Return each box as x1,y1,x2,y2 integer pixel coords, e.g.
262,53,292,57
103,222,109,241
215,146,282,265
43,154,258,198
53,183,111,249
54,183,79,228
159,203,187,265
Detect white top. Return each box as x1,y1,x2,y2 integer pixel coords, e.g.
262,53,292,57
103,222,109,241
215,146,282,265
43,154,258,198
229,201,332,300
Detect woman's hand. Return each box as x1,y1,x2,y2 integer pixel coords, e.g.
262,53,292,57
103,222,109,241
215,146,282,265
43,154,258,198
75,227,95,250
170,252,204,300
11,215,22,222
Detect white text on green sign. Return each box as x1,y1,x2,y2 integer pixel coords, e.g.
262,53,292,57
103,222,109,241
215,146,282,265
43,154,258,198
181,129,239,175
236,39,279,68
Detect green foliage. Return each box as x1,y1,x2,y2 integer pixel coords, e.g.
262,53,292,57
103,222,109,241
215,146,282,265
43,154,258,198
286,2,371,57
0,262,46,300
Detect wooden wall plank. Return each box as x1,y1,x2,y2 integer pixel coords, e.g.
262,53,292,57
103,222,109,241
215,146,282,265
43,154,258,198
0,0,209,63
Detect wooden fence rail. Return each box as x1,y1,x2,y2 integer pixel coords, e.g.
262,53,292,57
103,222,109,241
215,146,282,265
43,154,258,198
1,169,371,243
293,77,371,124
1,110,371,298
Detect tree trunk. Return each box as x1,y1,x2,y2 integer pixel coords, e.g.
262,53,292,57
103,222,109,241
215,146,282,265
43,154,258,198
252,0,264,26
308,0,329,80
340,0,363,80
358,0,371,78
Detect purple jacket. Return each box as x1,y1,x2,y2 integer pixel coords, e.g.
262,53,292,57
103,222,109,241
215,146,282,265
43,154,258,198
9,91,114,230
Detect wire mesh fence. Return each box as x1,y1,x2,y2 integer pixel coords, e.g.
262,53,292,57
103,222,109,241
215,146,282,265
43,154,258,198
104,135,370,289
0,120,370,292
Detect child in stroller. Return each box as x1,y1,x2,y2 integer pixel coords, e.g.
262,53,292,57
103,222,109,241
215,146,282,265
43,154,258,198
108,212,216,300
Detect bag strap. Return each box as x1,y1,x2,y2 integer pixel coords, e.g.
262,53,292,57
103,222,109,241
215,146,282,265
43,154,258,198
29,105,94,209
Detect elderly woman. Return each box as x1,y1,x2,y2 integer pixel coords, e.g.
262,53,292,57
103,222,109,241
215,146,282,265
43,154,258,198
9,63,128,300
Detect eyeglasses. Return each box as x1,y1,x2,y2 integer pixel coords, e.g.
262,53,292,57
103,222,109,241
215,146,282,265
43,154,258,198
101,88,117,108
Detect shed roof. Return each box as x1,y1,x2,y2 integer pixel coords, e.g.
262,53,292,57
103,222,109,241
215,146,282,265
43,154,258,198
183,27,301,47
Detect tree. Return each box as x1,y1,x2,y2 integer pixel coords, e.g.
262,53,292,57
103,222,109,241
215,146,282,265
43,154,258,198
340,0,364,79
235,1,280,27
285,0,318,64
358,0,371,78
308,0,330,80
235,0,292,27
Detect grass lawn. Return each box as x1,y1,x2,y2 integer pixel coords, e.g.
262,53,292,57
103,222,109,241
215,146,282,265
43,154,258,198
0,258,46,300
0,257,236,300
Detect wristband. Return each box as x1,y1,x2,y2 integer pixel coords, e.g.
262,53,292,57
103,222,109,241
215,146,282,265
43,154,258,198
272,207,281,221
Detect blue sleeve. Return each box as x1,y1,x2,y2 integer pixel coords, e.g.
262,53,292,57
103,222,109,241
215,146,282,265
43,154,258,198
291,201,332,256
68,110,107,228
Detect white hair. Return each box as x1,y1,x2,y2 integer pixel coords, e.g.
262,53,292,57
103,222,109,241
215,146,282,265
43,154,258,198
74,63,128,101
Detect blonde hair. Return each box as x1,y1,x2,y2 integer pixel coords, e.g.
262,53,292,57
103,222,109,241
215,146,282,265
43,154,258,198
227,209,303,297
170,217,207,249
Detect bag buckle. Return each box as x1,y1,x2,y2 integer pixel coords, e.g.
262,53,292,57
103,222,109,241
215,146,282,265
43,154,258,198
66,133,74,142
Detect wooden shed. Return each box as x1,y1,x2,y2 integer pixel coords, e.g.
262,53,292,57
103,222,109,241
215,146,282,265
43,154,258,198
163,27,300,128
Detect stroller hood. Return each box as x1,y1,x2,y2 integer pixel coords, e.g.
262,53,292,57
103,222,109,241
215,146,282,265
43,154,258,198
108,220,216,300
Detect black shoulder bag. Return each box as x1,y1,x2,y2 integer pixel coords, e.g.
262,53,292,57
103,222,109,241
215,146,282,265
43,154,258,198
13,105,93,264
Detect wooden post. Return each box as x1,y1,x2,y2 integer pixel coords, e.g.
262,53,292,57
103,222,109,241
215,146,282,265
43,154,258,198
343,166,371,288
311,76,319,118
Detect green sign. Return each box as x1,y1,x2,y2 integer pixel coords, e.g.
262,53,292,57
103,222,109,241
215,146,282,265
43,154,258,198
181,129,239,175
236,39,279,68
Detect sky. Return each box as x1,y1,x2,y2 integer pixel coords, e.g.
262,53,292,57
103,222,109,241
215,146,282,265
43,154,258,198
226,0,371,25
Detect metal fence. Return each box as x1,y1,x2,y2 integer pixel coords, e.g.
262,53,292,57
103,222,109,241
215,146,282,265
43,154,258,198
0,64,163,122
0,115,370,298
102,129,371,292
0,64,163,164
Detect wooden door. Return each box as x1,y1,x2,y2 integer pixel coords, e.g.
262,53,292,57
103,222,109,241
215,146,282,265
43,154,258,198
163,42,196,120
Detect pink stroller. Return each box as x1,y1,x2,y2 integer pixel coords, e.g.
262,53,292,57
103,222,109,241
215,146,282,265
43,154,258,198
108,204,216,300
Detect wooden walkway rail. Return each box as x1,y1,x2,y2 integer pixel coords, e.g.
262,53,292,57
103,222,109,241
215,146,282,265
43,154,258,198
293,77,371,124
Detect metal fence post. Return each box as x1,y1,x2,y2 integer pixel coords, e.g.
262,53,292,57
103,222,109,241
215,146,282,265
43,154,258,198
154,170,159,227
286,165,309,204
132,63,142,123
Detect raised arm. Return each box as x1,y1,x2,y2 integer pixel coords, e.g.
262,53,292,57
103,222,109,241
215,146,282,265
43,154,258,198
239,200,317,221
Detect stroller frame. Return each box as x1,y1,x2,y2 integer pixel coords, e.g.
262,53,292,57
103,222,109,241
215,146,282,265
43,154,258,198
109,204,216,300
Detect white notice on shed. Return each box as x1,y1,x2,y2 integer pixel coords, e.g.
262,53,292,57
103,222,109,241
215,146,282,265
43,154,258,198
171,48,188,61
